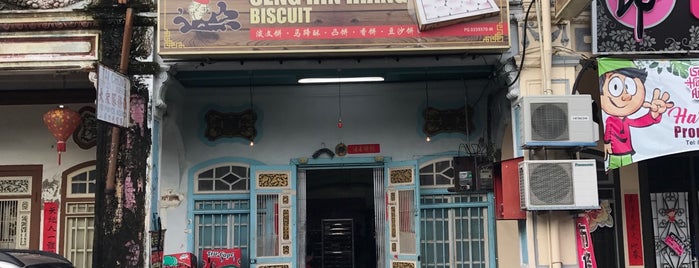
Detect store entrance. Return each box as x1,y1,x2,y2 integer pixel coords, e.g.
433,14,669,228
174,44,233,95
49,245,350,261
643,152,699,268
305,168,376,268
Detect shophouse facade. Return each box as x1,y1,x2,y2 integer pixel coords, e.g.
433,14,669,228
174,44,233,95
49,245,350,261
150,0,610,267
6,0,699,267
0,0,100,267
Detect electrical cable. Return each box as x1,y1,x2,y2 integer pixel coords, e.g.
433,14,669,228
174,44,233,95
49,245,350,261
505,0,536,89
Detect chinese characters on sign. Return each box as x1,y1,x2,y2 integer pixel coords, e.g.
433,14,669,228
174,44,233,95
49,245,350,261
594,0,699,54
97,64,130,128
347,144,380,154
624,194,643,265
575,216,597,268
42,202,58,253
159,0,509,54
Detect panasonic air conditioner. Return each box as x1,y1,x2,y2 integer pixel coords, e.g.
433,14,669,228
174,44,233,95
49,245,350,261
515,94,598,148
519,159,599,210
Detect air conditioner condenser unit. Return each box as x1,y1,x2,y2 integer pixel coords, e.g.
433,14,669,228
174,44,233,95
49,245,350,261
519,159,599,210
515,94,599,148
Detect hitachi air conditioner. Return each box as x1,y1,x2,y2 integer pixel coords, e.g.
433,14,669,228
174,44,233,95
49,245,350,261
514,94,598,148
519,159,599,210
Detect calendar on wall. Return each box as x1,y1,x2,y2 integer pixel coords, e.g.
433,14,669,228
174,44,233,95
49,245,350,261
412,0,500,31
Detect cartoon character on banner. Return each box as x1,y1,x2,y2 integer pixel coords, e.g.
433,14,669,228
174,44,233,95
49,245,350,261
599,59,674,170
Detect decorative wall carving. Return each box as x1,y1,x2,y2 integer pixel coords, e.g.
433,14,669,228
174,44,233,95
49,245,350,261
389,168,413,184
0,0,85,9
392,261,416,268
422,106,474,138
0,177,31,195
257,173,289,188
204,109,257,142
73,106,97,149
0,20,98,31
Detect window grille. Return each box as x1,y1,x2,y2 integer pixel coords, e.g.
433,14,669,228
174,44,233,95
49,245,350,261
196,165,249,193
194,200,250,267
68,167,97,198
419,159,490,268
193,164,251,267
64,202,95,268
0,200,18,249
63,165,96,268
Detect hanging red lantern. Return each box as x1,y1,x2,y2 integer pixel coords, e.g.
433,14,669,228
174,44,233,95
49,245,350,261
43,105,82,165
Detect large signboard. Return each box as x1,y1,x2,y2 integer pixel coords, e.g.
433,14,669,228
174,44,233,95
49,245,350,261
158,0,509,55
598,58,699,170
593,0,699,54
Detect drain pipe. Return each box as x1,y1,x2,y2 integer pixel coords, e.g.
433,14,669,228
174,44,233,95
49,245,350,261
537,0,553,95
549,211,561,268
539,0,559,262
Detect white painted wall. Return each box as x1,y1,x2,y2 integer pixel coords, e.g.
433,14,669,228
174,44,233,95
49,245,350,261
0,103,96,190
0,103,96,248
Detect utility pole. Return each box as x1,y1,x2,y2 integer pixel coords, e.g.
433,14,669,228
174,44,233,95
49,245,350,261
92,1,153,266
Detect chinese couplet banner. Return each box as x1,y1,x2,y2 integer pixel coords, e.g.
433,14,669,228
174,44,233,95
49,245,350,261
42,202,59,253
598,58,699,170
624,194,643,265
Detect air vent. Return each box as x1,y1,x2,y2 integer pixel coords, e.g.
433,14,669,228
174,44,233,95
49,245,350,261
531,103,569,141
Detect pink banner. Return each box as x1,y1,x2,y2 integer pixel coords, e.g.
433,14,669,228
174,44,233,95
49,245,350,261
575,216,597,268
42,202,59,253
664,233,684,256
692,0,699,19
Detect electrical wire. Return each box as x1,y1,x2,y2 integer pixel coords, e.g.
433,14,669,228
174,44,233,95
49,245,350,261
505,0,536,89
571,57,597,95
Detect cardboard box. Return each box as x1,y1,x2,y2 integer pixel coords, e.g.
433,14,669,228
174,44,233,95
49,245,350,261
202,248,242,268
412,0,500,31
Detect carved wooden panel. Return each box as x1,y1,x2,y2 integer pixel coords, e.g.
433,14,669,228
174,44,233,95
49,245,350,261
392,261,416,268
204,109,257,142
0,176,31,195
422,106,474,137
257,173,289,188
389,168,413,185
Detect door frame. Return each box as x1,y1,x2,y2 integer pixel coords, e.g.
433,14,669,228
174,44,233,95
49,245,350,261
384,160,420,268
0,165,42,249
294,156,389,268
249,164,297,267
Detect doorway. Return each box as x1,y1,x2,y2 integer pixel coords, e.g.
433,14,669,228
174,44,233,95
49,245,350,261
305,168,376,268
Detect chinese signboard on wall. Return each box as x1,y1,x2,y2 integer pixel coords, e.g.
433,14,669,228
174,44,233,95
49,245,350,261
158,0,509,55
97,64,130,128
593,0,699,54
598,58,699,170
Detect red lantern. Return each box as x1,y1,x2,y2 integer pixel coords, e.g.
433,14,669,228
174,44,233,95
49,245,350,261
43,106,82,165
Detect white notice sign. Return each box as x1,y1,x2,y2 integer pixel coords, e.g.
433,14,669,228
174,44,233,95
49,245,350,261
97,64,130,127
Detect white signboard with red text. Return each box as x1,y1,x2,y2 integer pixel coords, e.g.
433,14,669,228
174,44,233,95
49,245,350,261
598,58,699,170
97,64,130,128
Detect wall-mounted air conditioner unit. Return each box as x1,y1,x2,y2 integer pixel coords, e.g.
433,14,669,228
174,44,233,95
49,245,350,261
515,94,598,148
519,159,599,210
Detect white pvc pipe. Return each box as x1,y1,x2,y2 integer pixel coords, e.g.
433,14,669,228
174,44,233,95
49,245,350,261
539,0,553,95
